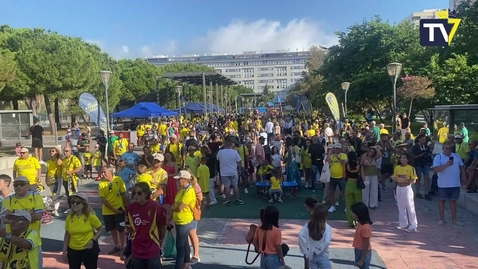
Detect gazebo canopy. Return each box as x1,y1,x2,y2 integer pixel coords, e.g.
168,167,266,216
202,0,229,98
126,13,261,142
161,71,236,86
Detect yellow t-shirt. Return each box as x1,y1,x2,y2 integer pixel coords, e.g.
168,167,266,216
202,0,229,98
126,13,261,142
236,145,249,165
456,142,470,160
2,229,41,269
168,143,184,165
329,153,347,179
173,186,196,225
185,155,199,176
308,129,316,137
93,151,102,167
98,176,127,215
270,176,281,190
83,152,93,165
437,127,449,143
150,143,161,154
114,138,129,156
150,168,168,186
13,156,41,184
46,159,60,181
62,156,82,183
197,164,210,192
258,165,274,176
137,124,146,137
65,213,103,250
136,173,154,188
180,128,189,140
2,192,44,234
159,124,167,136
393,165,417,184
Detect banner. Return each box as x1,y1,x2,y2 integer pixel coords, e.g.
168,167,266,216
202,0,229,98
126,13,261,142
300,95,312,116
325,92,341,121
79,93,108,132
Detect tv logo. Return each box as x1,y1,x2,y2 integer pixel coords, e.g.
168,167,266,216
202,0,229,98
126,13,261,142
419,9,461,46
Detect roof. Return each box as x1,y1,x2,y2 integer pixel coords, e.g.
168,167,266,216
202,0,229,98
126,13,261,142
160,71,237,86
432,104,478,111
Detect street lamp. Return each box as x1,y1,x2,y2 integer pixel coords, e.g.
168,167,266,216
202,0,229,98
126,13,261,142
386,62,403,133
99,70,112,132
341,82,350,118
174,85,183,123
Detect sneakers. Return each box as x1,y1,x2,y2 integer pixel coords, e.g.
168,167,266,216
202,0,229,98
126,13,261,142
305,182,310,188
277,198,283,203
223,200,244,206
223,201,231,206
190,257,200,265
235,199,244,205
209,201,217,206
335,201,339,206
52,210,59,217
405,227,417,233
244,188,249,194
328,206,336,213
268,199,274,203
230,189,234,195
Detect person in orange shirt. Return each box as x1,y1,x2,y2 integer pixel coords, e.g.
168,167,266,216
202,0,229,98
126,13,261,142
351,202,372,269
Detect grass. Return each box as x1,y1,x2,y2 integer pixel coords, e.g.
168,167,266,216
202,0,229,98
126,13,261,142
202,186,347,220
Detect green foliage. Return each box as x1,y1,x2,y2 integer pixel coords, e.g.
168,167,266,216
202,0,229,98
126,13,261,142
261,84,274,103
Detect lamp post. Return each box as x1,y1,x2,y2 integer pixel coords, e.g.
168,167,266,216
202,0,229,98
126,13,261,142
99,70,112,131
386,62,403,134
224,92,228,114
175,85,183,123
341,82,350,118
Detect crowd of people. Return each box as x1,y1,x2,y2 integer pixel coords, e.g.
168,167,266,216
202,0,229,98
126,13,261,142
0,110,472,269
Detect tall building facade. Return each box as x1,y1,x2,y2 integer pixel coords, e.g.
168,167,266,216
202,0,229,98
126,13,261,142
145,50,318,92
403,9,441,24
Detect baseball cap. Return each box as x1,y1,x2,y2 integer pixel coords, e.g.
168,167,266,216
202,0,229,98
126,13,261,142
70,192,88,202
454,134,463,139
333,143,342,149
14,176,29,183
169,134,177,139
20,148,29,153
174,170,192,180
154,154,165,162
8,210,31,222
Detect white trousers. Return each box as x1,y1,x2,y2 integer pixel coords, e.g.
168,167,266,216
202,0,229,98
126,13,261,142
396,185,418,229
362,175,379,208
209,178,217,204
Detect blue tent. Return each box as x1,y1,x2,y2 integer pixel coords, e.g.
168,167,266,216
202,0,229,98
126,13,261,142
175,102,223,114
112,102,177,118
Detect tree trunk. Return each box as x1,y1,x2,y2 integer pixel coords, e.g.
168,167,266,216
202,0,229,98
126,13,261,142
44,94,56,137
12,100,18,110
408,98,414,118
54,98,60,128
71,113,76,127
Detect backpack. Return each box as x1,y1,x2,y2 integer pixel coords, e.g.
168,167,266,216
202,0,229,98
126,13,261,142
190,195,202,221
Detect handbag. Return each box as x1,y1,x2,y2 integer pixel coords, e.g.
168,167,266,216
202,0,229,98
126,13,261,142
163,230,177,258
357,174,366,190
319,165,330,183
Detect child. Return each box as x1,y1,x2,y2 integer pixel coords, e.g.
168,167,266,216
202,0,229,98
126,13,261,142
149,138,161,154
271,146,282,168
92,145,103,181
257,160,274,182
83,145,93,180
121,223,133,269
15,142,22,157
136,164,154,194
269,168,283,203
392,153,418,232
197,157,211,207
351,202,373,269
299,204,332,269
185,146,199,176
117,160,137,192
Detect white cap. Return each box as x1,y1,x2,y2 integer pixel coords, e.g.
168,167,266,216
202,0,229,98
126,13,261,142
8,210,31,222
70,192,88,202
154,154,165,162
174,170,192,180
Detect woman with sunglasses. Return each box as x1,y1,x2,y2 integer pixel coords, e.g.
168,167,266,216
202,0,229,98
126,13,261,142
46,146,62,217
62,192,104,269
126,182,167,268
169,170,197,269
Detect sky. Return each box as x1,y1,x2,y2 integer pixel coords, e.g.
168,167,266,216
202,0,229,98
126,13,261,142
2,0,449,59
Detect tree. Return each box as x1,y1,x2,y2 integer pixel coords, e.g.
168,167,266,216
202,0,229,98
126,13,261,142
118,59,159,101
261,84,274,103
397,75,435,116
0,48,16,93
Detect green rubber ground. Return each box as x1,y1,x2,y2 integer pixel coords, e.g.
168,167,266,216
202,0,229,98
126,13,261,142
202,186,348,220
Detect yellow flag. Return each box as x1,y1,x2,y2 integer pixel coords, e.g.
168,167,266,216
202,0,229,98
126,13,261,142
325,93,340,121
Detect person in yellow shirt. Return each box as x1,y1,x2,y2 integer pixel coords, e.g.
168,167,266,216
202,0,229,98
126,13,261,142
0,210,42,269
170,170,197,269
393,153,418,232
236,141,249,182
113,132,129,160
149,138,162,154
159,122,168,142
326,144,347,213
136,164,154,191
2,176,44,235
257,161,274,181
61,146,82,211
98,165,128,255
185,146,199,176
46,146,62,217
83,145,93,180
166,134,186,167
92,145,103,181
136,123,146,146
63,192,104,269
197,157,211,207
437,123,449,144
13,148,41,192
268,168,283,203
149,154,168,204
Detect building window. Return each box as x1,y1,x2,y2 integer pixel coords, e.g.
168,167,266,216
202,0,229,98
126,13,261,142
258,73,273,77
226,68,240,72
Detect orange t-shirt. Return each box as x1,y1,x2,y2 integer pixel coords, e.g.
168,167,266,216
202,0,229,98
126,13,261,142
352,223,372,250
254,226,282,254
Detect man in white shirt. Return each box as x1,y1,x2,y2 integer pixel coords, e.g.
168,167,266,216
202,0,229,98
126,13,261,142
265,119,274,145
216,141,244,206
324,123,334,144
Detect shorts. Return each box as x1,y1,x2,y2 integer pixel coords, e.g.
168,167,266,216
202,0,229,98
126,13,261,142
132,255,161,269
415,165,431,178
269,188,282,195
221,175,239,188
438,187,460,201
103,213,126,232
32,138,43,149
84,165,92,172
191,220,198,230
329,178,346,192
380,164,394,175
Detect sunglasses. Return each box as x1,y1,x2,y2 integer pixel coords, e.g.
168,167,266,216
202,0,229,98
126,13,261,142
71,200,83,205
133,191,143,196
13,183,27,187
64,150,70,153
443,147,451,150
20,152,27,155
108,182,113,191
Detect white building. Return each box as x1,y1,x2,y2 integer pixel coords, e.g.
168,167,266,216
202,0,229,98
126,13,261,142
145,49,325,93
403,9,441,24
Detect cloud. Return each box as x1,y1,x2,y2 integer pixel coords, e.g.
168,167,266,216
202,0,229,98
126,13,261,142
189,18,338,54
140,40,178,57
121,45,130,54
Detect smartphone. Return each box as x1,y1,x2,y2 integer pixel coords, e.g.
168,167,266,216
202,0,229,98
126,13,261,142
449,157,454,161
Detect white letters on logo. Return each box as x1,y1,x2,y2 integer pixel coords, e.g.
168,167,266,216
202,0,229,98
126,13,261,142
423,23,448,42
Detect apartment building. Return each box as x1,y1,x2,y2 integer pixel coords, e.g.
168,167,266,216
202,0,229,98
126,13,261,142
403,9,441,24
145,50,319,92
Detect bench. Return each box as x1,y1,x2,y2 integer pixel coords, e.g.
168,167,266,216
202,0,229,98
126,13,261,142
255,181,270,197
254,181,299,198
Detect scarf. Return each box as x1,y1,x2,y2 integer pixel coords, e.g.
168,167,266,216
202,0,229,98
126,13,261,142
0,229,32,269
